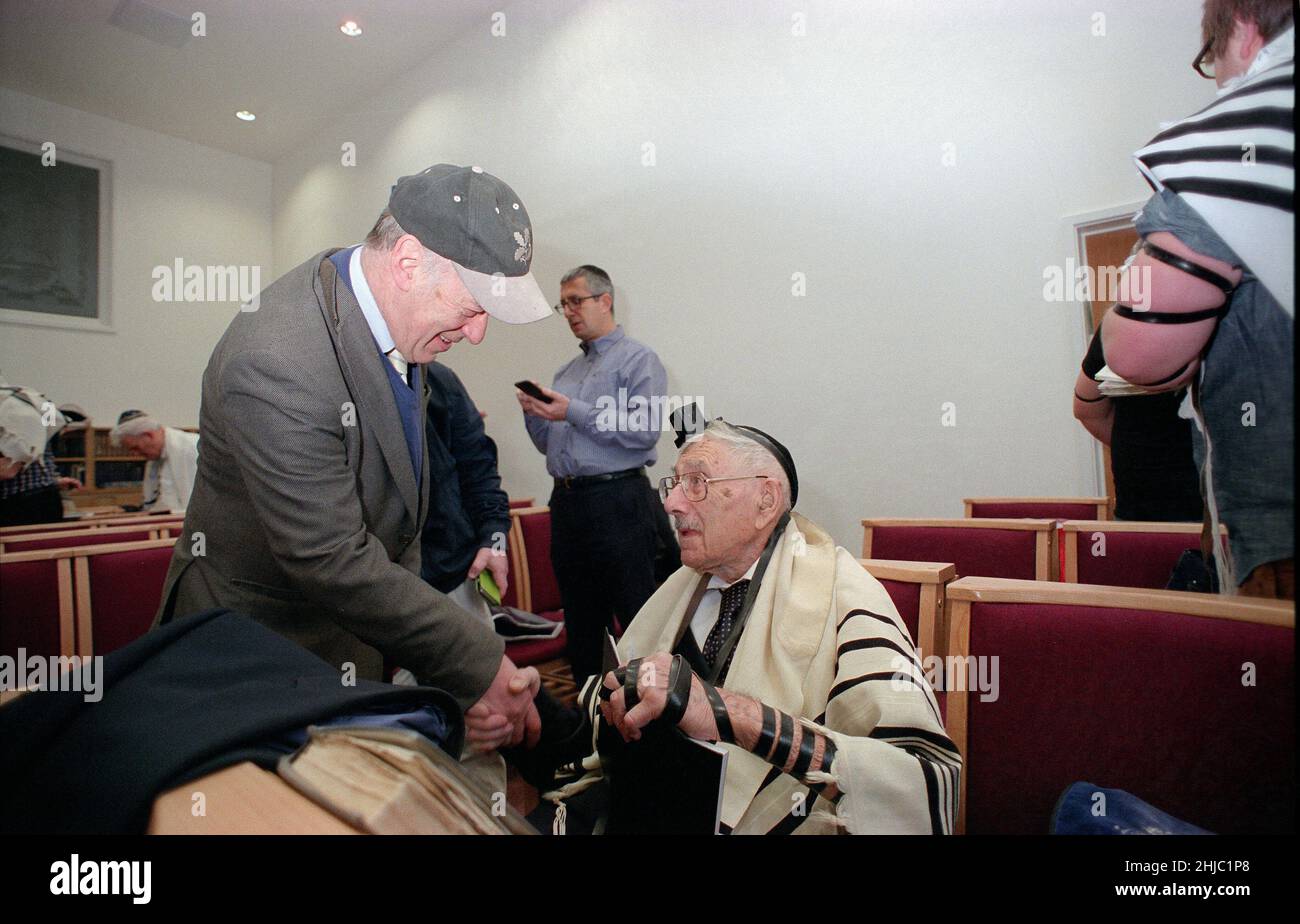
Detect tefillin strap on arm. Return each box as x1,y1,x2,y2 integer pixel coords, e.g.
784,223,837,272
1076,330,1107,403
1102,239,1240,389
1112,239,1237,325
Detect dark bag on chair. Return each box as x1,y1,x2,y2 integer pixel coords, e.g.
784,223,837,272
1165,549,1220,594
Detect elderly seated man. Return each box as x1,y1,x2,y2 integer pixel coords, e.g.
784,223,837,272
110,409,200,512
485,413,960,834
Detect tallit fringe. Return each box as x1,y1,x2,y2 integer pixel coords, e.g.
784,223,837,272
1189,391,1238,593
541,755,605,804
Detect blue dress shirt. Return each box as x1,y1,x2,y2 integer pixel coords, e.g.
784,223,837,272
524,326,667,478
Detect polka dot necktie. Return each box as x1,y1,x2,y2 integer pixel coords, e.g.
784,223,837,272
703,579,750,674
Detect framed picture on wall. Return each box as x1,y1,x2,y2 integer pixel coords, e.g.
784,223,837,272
0,133,113,333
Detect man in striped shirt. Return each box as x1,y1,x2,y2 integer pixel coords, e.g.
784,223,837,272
1084,0,1293,598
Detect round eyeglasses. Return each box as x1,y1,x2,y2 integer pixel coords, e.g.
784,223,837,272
658,472,770,502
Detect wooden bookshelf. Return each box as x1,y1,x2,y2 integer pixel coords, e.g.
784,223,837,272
51,421,147,509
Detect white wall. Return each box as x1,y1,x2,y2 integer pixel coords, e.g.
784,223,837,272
259,0,1216,550
0,87,272,429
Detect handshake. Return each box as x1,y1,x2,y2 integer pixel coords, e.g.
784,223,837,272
463,650,726,755
464,655,542,752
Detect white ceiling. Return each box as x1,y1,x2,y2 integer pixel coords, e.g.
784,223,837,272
0,0,514,163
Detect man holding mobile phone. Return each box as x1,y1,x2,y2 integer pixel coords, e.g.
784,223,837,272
516,265,679,683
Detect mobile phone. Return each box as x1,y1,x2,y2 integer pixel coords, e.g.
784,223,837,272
477,570,502,606
514,380,554,404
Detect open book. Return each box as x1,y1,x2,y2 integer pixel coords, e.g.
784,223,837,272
277,726,536,835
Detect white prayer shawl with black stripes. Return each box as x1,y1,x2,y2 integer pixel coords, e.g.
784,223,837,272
562,513,960,834
1133,25,1295,315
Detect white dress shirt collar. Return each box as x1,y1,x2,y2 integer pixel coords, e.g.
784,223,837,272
349,245,403,361
706,557,760,591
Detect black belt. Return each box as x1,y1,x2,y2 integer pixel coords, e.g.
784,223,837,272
553,468,644,490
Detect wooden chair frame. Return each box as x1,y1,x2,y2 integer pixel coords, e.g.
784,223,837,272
861,518,1058,582
943,576,1294,834
859,559,956,661
507,505,552,615
0,523,176,554
1,513,183,536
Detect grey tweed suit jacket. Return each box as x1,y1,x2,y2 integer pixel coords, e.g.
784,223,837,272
155,250,503,709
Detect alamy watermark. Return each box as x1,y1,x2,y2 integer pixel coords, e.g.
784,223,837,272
1043,259,1151,310
50,854,150,904
0,649,103,702
152,258,261,311
594,391,704,433
892,654,1000,702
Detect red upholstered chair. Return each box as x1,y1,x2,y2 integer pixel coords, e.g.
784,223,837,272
964,497,1111,521
945,577,1294,835
0,554,75,659
1,526,162,554
73,539,178,656
507,498,536,510
862,519,1057,582
1061,520,1228,590
504,506,567,668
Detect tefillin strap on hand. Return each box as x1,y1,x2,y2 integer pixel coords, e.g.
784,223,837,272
597,655,700,731
658,655,693,726
621,658,643,711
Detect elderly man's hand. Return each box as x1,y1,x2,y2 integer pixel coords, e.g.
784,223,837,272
515,384,570,422
465,656,541,752
599,652,718,743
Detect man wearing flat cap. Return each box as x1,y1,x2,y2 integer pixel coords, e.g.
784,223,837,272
497,413,961,834
156,164,551,750
110,409,200,512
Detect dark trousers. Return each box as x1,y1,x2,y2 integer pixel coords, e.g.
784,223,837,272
549,474,665,685
0,485,64,527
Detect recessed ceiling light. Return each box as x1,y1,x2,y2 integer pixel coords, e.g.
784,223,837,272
235,110,256,121
340,20,362,37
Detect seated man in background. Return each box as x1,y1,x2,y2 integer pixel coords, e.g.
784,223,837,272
110,409,200,512
0,384,79,527
487,414,961,834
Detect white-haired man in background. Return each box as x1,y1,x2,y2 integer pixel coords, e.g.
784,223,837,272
110,409,200,513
